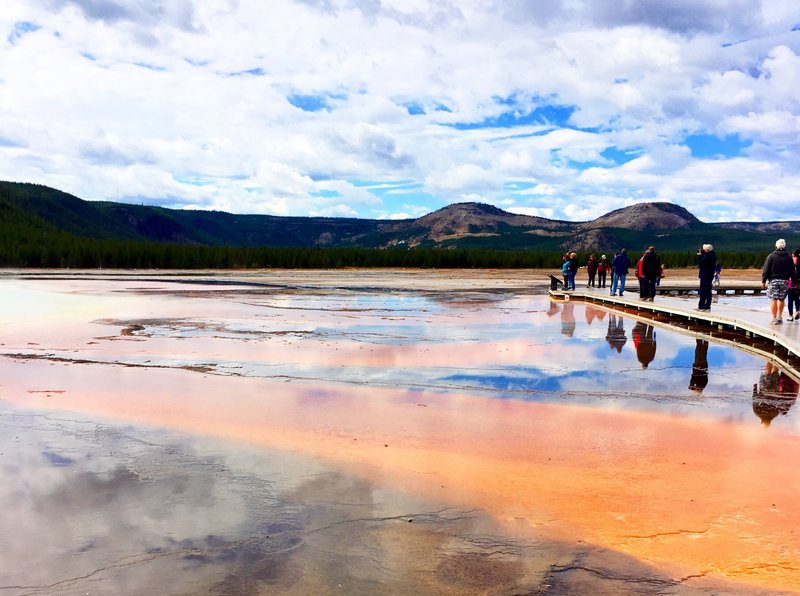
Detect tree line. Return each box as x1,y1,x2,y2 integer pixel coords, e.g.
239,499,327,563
0,223,771,270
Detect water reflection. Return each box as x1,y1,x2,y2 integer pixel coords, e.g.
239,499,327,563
559,301,575,337
632,322,656,368
5,277,800,592
605,313,627,353
752,361,799,427
689,339,709,394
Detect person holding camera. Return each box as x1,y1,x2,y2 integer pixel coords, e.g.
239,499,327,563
697,244,717,311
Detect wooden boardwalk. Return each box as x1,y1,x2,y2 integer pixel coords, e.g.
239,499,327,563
549,284,800,381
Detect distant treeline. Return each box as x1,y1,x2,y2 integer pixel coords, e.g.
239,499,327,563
0,224,771,269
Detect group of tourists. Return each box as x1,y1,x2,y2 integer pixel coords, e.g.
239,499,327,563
559,238,800,324
562,247,663,300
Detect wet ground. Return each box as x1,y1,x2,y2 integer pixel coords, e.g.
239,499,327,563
1,271,799,595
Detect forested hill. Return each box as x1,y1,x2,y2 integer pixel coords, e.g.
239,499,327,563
0,181,387,247
1,180,799,269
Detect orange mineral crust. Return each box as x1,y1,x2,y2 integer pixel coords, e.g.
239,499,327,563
4,359,800,591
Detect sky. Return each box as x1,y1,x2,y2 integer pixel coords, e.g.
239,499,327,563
1,1,799,223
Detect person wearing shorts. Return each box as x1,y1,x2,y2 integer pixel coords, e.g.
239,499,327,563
761,238,796,324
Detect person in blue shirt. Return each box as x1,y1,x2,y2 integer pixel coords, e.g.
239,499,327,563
610,249,631,296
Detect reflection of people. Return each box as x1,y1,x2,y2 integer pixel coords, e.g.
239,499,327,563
605,314,627,353
761,238,795,325
584,305,606,325
632,321,656,368
688,339,709,393
560,301,576,337
752,361,799,427
697,244,717,311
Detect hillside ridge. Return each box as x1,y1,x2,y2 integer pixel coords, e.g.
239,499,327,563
2,180,799,253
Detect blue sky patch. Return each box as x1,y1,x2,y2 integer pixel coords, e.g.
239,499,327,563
134,62,166,72
229,67,266,77
449,102,576,130
312,189,341,198
288,93,329,112
404,102,425,115
685,133,751,158
601,146,641,166
0,135,23,148
8,21,40,44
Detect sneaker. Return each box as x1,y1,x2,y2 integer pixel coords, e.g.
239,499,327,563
788,315,795,321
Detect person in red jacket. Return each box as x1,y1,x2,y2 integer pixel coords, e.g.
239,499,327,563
596,255,610,288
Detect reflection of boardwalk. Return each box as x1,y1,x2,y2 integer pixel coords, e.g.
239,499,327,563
605,314,626,353
549,287,800,382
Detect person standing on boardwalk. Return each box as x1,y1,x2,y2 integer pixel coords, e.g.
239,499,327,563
610,249,630,296
586,254,598,287
636,250,647,299
597,254,610,288
641,246,662,301
761,238,796,325
568,251,579,290
787,249,800,321
563,251,578,290
697,243,717,311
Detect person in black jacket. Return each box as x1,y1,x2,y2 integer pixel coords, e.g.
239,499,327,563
697,244,717,311
761,238,797,324
640,246,662,302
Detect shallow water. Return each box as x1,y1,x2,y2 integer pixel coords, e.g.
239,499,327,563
1,275,799,594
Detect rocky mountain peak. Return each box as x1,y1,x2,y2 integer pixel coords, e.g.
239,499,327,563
582,202,700,230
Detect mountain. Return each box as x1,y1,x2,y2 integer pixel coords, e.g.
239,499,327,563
583,202,701,230
2,180,798,254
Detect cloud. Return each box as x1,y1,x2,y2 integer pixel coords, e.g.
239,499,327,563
45,0,199,31
1,0,799,222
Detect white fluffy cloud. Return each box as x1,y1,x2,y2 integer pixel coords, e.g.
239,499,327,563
1,0,799,222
